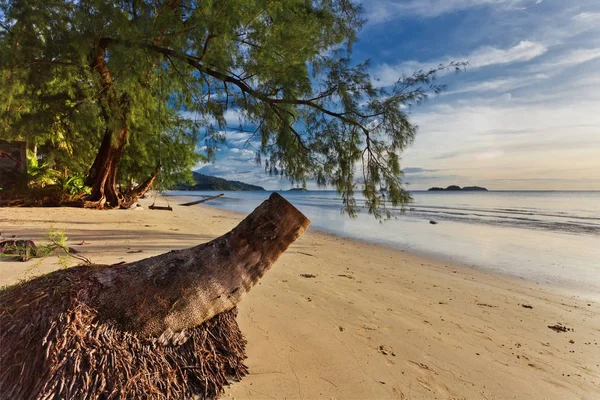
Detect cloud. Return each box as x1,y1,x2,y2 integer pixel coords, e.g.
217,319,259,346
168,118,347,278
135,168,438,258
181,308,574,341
529,48,600,73
468,41,548,67
229,148,255,159
479,124,598,136
572,12,600,23
399,91,600,189
445,74,548,95
364,0,530,23
374,41,547,87
179,109,246,127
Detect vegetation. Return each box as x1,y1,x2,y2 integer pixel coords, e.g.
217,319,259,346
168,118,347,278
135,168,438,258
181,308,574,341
0,227,90,267
0,151,93,206
173,172,265,191
428,186,488,191
1,0,462,218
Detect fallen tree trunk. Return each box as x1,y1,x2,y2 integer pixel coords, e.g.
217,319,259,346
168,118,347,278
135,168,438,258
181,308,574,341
180,193,224,206
92,192,310,337
0,193,310,399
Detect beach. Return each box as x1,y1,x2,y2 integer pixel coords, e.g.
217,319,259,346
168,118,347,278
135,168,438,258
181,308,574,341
1,197,598,399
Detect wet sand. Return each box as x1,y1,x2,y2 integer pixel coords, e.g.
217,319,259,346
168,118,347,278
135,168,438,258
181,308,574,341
1,197,598,399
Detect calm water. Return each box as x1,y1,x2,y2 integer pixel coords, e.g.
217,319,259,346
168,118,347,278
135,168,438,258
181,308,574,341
170,190,600,299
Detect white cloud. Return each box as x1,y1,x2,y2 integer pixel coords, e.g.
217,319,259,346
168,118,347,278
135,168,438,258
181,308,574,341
531,48,600,73
556,48,600,66
179,109,246,126
572,12,600,23
445,74,548,95
400,92,600,190
224,131,252,142
468,41,547,67
365,0,528,22
374,41,547,87
229,148,255,158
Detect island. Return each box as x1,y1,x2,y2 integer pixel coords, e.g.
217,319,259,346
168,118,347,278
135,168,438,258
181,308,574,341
428,185,488,191
287,187,307,192
172,171,265,191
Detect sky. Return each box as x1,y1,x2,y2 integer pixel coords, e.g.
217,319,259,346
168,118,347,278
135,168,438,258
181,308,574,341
195,0,600,191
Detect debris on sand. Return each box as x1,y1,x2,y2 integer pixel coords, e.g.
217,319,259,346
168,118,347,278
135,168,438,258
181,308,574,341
547,323,571,333
300,273,316,278
522,304,533,309
378,345,396,356
0,239,38,261
429,220,438,225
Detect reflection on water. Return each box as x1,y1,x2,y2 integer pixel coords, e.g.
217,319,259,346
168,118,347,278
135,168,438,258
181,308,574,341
170,190,600,299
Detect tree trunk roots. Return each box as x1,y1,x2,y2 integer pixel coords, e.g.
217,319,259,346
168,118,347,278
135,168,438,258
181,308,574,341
0,193,310,399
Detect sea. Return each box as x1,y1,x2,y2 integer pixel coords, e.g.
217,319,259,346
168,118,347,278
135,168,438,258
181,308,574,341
169,190,600,300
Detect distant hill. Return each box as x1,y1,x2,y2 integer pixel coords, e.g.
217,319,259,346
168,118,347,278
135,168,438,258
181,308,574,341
173,171,265,191
428,185,488,191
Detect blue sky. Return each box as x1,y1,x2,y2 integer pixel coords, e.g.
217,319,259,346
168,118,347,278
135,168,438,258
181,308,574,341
195,0,600,190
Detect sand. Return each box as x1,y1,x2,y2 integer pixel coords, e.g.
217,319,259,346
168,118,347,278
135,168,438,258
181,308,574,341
1,196,598,399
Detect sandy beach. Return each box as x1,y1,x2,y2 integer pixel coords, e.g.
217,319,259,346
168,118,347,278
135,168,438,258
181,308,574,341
1,197,598,400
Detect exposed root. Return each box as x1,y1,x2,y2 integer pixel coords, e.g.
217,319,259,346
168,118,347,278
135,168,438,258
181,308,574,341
0,265,247,399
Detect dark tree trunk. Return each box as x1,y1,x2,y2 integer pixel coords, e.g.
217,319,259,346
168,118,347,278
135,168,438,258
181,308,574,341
84,127,131,208
84,39,148,209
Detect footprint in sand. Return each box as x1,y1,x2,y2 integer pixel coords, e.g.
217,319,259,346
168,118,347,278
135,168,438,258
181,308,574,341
407,360,434,372
417,377,434,392
407,360,455,397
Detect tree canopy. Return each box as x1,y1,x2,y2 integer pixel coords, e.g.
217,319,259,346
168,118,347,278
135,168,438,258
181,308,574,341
0,0,462,216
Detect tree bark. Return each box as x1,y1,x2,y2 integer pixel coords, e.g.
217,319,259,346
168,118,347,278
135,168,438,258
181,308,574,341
90,192,310,340
84,39,138,209
129,168,159,199
84,126,129,208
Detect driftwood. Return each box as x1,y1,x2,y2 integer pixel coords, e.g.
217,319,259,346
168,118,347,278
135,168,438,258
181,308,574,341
0,239,38,261
180,193,225,206
0,193,310,399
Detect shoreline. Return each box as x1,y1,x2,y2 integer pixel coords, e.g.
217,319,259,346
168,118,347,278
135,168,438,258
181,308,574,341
174,193,600,302
0,197,598,399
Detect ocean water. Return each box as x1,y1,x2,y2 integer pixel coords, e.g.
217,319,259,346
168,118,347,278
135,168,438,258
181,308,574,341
169,190,600,299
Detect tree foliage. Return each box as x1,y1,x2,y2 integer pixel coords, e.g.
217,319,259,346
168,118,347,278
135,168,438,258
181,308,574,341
0,0,462,216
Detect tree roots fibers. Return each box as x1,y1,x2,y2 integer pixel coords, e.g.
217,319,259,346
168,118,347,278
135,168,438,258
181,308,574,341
0,265,247,399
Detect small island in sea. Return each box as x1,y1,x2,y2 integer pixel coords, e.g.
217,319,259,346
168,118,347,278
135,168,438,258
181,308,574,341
428,185,488,191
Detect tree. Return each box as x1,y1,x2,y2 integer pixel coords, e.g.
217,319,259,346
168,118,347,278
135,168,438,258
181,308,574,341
1,0,462,216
